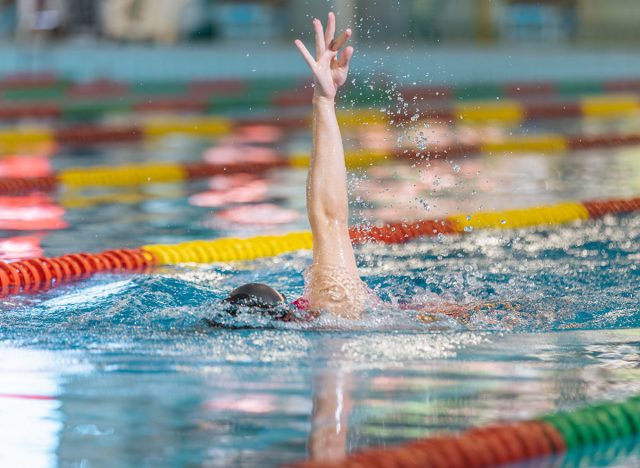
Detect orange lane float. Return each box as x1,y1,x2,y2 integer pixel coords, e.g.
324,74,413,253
0,249,154,296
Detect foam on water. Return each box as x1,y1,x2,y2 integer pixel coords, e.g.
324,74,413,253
2,213,638,352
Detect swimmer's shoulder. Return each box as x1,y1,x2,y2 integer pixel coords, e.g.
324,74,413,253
304,263,376,319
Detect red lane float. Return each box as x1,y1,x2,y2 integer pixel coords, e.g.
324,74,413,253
182,160,289,179
292,420,566,468
0,176,58,195
0,103,62,119
0,159,287,195
187,79,247,96
67,79,129,98
54,125,144,144
504,81,557,97
0,72,61,90
349,219,457,244
0,249,155,295
133,98,208,113
583,197,640,218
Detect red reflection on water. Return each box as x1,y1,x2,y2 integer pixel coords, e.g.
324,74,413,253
203,395,276,414
398,122,506,149
0,155,52,177
0,394,55,400
216,203,300,225
233,125,284,144
189,174,269,208
207,174,261,191
67,79,128,98
0,194,66,231
359,158,493,222
355,123,395,151
203,145,280,165
0,235,44,260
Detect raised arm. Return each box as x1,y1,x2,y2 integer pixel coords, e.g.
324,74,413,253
295,14,366,318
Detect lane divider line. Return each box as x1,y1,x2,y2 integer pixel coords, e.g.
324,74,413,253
292,396,640,468
2,132,640,194
2,74,640,110
1,93,639,126
0,196,638,297
0,160,288,194
2,123,638,155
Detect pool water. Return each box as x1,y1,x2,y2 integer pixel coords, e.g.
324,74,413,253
1,116,640,467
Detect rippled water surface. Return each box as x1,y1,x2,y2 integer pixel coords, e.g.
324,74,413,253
1,120,639,466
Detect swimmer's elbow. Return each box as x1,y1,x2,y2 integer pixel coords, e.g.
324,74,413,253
310,197,349,227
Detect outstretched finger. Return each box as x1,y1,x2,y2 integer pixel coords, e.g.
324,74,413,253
330,28,351,52
338,45,354,68
294,40,316,69
325,12,336,46
313,18,325,57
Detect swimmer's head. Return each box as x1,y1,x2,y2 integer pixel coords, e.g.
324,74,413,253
222,283,287,317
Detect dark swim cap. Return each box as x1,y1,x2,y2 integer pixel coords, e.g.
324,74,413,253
223,283,286,311
204,283,292,328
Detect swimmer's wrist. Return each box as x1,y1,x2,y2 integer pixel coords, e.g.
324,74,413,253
313,94,335,106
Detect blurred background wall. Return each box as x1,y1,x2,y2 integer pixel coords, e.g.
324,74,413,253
0,0,639,82
0,0,639,44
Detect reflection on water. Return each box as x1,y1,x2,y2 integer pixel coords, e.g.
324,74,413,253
0,348,67,467
1,330,639,466
0,117,639,466
0,120,636,257
1,212,639,465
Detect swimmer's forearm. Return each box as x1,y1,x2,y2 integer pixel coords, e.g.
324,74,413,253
308,95,349,227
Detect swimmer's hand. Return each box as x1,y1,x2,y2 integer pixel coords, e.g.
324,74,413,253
294,12,354,101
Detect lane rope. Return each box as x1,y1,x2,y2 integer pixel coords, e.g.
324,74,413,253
2,93,640,123
2,132,640,194
1,126,638,155
2,74,639,105
0,195,638,297
0,160,288,194
292,396,640,468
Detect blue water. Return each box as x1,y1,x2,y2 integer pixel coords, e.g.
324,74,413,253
1,128,640,466
4,212,640,339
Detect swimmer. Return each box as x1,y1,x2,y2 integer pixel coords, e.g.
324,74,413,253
215,14,513,326
218,12,370,321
